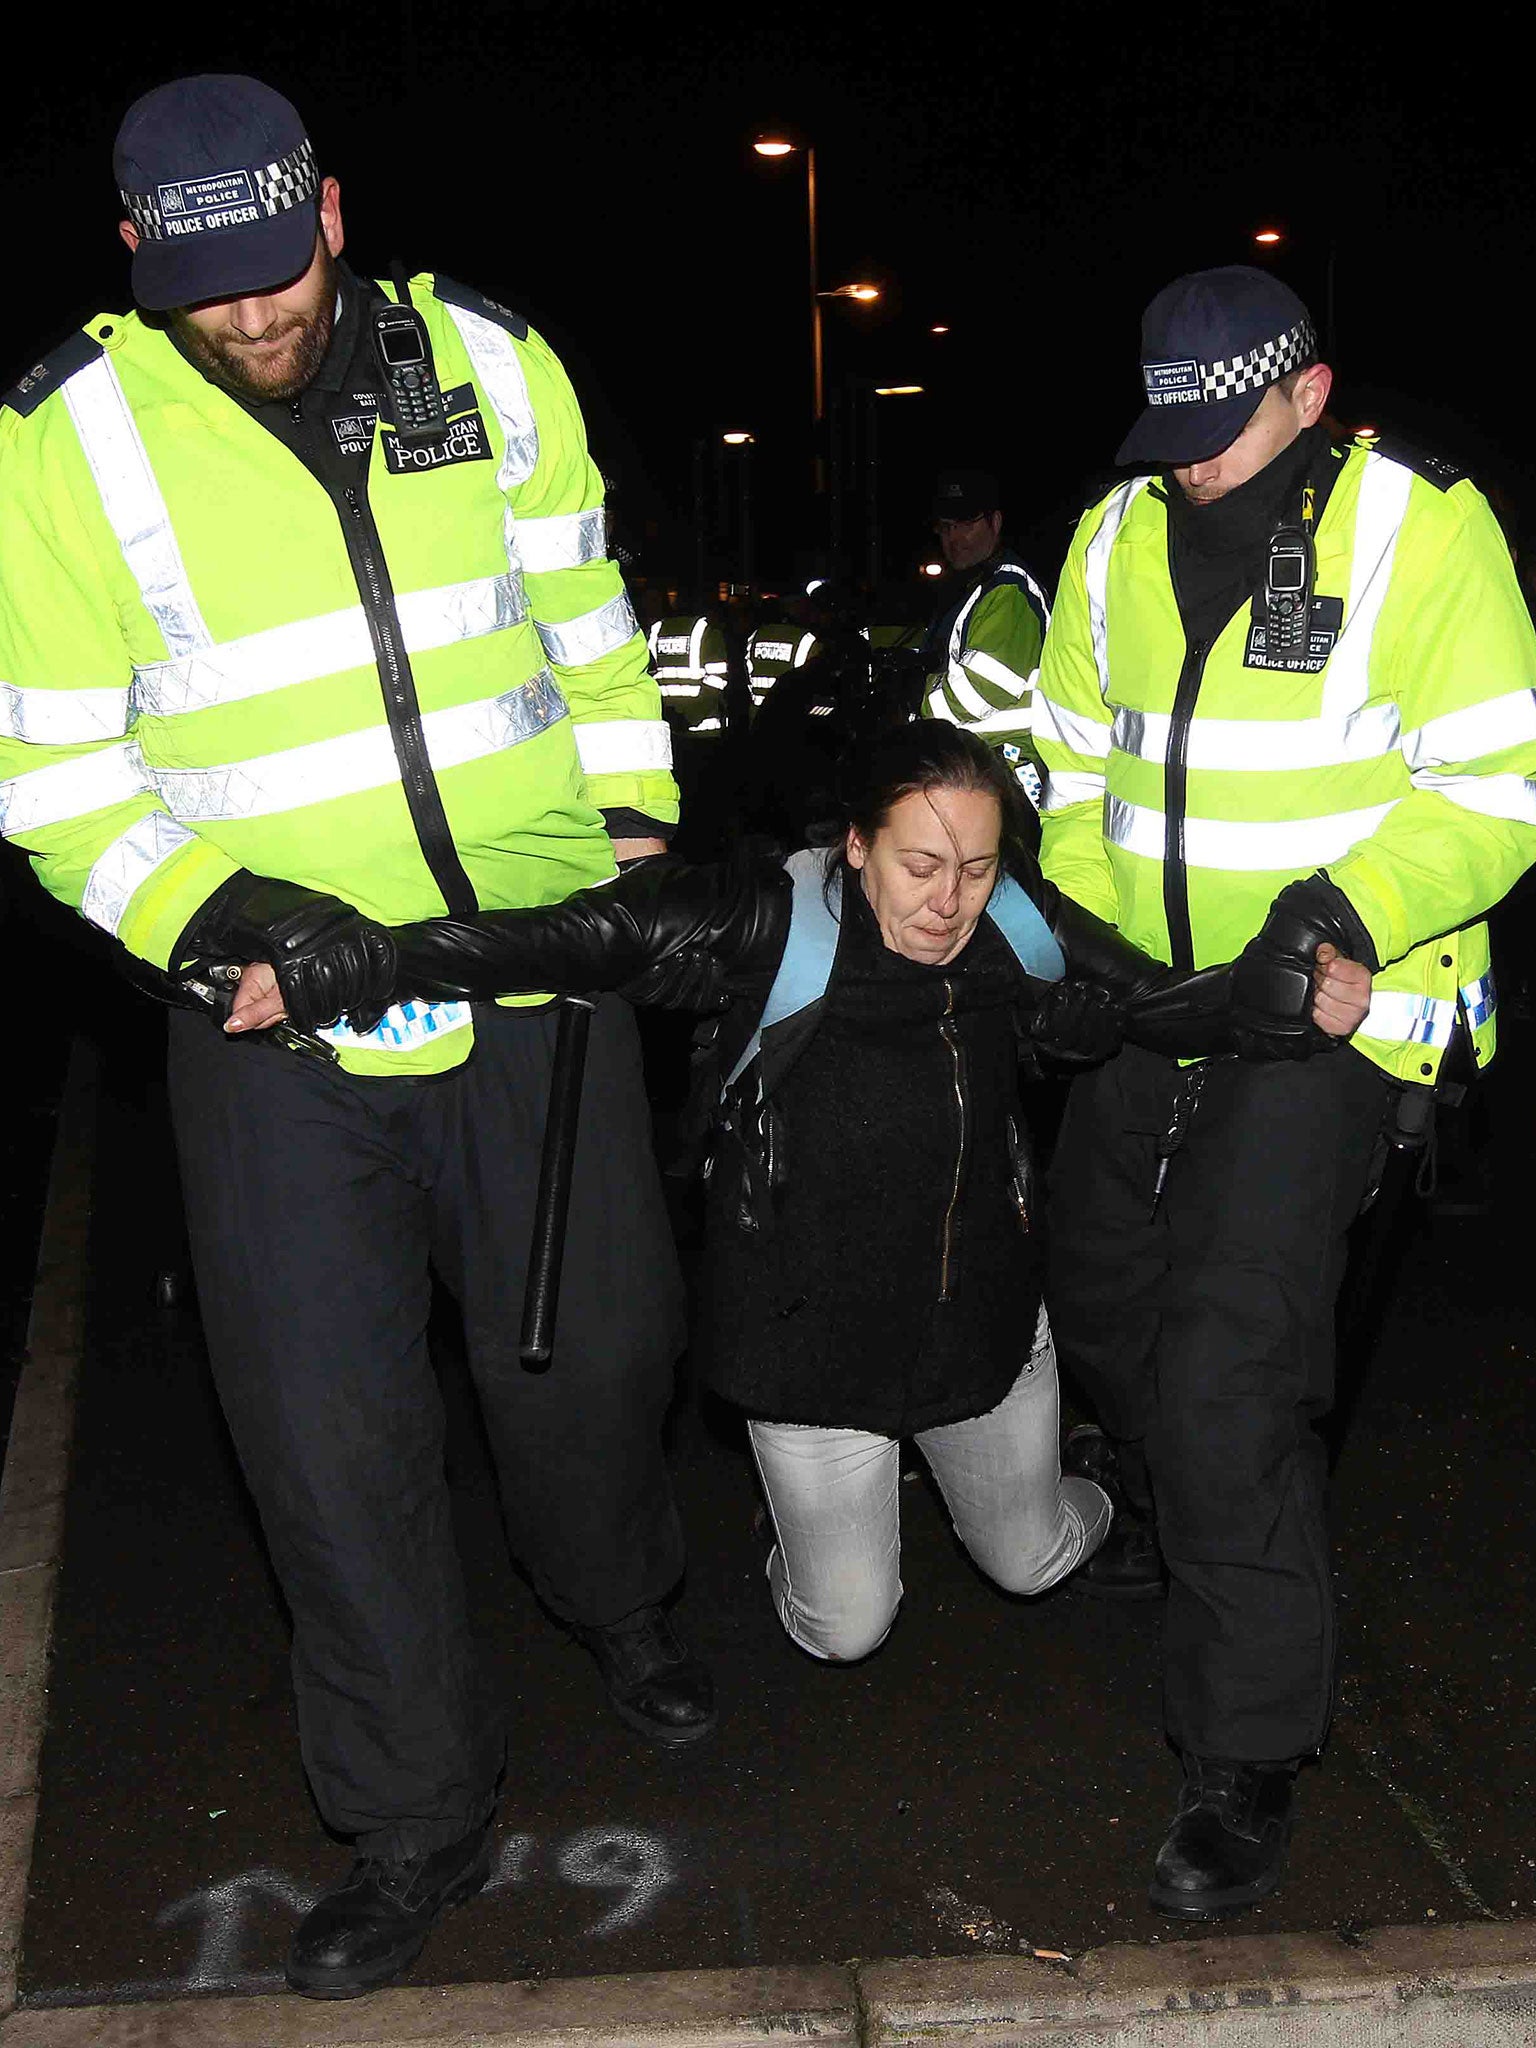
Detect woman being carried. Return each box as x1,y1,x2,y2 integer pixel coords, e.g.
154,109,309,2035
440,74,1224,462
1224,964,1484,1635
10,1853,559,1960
225,724,1372,1660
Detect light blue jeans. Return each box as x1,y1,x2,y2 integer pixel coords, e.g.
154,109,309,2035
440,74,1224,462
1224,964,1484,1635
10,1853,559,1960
748,1308,1112,1661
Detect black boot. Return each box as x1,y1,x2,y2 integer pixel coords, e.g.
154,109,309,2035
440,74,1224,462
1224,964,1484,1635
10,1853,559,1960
1149,1756,1296,1918
575,1604,718,1746
1062,1425,1166,1600
286,1825,492,1998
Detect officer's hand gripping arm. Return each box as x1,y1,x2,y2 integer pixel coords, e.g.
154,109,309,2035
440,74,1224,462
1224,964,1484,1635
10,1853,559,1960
1230,872,1380,1060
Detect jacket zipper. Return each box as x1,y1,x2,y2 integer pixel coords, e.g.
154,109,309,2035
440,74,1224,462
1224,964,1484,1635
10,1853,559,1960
335,476,479,919
290,384,478,920
938,981,968,1303
1161,634,1208,972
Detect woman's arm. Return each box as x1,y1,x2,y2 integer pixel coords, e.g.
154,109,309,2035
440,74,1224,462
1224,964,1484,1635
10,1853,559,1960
231,854,793,1034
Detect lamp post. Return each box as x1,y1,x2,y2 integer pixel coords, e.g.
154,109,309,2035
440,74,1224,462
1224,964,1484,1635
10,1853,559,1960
1252,225,1336,359
721,433,755,594
753,135,881,491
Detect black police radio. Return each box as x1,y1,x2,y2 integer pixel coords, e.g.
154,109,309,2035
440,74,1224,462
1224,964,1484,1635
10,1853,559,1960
1259,523,1315,655
370,265,449,447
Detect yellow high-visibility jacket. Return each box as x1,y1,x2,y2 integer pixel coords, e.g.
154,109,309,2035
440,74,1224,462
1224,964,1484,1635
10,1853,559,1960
0,272,677,1074
1035,436,1536,1084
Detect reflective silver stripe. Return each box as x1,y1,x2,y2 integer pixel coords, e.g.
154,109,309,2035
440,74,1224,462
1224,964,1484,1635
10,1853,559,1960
516,507,608,575
660,682,702,698
535,592,639,668
80,810,198,936
1403,688,1536,769
962,701,1036,738
1111,699,1402,773
0,740,151,834
1321,453,1414,719
1035,692,1112,760
147,671,568,821
0,681,133,744
961,648,1034,698
572,719,673,776
926,685,958,724
442,304,539,489
945,559,1051,677
1042,768,1106,812
1409,768,1536,825
1360,989,1457,1048
1104,795,1397,871
133,572,527,718
62,355,214,663
1082,481,1150,701
942,663,993,720
794,632,817,666
695,716,724,733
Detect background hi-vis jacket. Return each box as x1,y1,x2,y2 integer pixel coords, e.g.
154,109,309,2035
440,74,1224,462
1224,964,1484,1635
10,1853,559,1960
0,273,676,1075
746,623,818,710
648,614,729,733
924,554,1051,796
1034,437,1536,1085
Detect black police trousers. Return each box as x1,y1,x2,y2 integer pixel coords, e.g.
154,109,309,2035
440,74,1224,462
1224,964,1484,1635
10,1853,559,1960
167,998,687,1860
1047,1042,1391,1763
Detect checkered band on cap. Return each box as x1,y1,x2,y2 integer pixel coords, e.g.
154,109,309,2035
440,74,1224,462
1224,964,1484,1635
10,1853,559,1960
1202,317,1317,401
118,135,318,241
253,139,319,217
1143,317,1317,408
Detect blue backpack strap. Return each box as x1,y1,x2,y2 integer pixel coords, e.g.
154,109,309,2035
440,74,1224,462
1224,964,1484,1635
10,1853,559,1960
725,849,842,1087
987,872,1064,982
725,854,1064,1092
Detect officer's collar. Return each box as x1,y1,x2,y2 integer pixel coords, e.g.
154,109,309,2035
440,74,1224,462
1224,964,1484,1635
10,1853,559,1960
304,260,371,395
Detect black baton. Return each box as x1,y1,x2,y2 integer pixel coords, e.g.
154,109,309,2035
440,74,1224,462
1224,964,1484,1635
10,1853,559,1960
520,995,597,1370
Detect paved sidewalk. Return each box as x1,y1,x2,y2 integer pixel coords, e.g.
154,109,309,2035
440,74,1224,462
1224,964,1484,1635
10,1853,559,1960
3,1008,1535,2042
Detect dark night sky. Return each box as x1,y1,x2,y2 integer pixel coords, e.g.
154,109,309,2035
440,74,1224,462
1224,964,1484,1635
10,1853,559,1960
5,1,1533,595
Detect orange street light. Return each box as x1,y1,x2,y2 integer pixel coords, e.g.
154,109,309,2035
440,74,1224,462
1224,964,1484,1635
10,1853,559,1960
818,282,880,301
722,431,754,445
930,324,950,334
1254,228,1283,245
753,136,795,156
875,384,924,396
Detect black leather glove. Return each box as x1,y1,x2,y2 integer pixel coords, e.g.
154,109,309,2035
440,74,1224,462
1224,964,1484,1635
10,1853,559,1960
1025,978,1128,1066
1231,873,1379,1062
176,873,397,1034
387,852,792,1013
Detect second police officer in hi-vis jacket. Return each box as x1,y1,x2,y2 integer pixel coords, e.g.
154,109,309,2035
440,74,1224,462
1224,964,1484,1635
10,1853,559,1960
1035,265,1536,1919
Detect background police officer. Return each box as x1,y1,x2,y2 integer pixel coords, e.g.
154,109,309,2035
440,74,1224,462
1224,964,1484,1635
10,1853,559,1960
0,75,711,1997
921,468,1052,801
1035,267,1536,1918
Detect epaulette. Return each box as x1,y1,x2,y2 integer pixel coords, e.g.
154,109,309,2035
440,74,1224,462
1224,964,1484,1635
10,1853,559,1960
1354,430,1468,492
2,326,107,420
431,275,529,340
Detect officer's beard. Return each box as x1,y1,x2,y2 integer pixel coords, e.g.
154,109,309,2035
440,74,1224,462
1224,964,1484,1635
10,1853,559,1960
172,244,337,403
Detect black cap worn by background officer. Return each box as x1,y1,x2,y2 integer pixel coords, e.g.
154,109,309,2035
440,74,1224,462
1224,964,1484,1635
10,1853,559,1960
932,468,1001,521
114,74,321,311
1116,266,1316,468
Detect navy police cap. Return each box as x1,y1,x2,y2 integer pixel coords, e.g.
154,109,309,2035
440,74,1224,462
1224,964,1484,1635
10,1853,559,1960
1116,266,1317,468
932,468,1001,521
114,75,321,312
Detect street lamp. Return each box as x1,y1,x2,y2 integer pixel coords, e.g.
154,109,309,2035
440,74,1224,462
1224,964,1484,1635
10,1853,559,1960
930,324,950,335
1254,228,1284,245
874,385,924,397
722,431,754,445
753,134,823,452
821,283,881,302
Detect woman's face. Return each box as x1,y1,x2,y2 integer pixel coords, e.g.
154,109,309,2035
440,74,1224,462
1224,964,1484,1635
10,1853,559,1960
847,783,1002,965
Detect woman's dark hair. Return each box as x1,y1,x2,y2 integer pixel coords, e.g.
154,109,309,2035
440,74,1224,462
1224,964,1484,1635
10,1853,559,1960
816,720,1041,888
